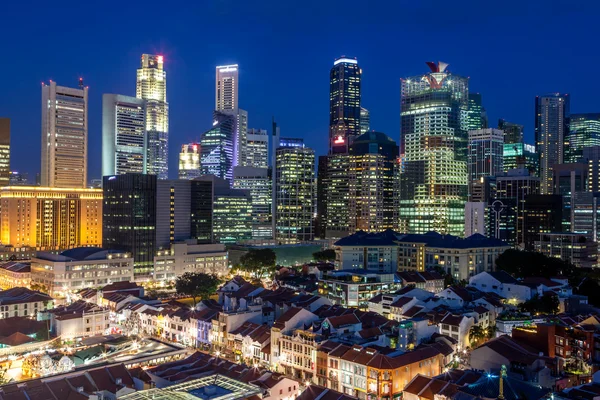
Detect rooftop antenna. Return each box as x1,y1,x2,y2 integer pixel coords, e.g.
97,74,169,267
78,77,84,90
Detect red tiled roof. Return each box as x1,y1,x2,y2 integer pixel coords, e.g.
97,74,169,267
327,313,360,329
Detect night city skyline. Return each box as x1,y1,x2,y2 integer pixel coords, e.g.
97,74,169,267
2,0,598,180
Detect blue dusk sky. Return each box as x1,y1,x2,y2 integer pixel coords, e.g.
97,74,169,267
1,0,598,180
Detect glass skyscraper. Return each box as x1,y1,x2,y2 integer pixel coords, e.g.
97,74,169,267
567,113,600,163
0,119,9,188
360,107,370,134
200,111,236,182
468,128,504,202
535,93,569,194
498,119,524,144
503,143,538,176
329,57,361,154
178,143,201,180
136,54,169,179
215,65,247,168
399,62,469,235
466,93,488,131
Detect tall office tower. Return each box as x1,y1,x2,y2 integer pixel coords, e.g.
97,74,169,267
215,64,247,167
584,146,600,192
553,163,588,232
102,94,147,177
490,169,540,246
245,129,269,168
323,154,350,238
573,192,600,242
399,62,469,235
191,179,214,243
0,119,10,187
467,93,488,131
233,166,272,239
535,93,569,194
567,113,600,163
316,155,328,239
136,54,168,179
178,144,201,180
41,81,88,188
348,132,398,232
0,186,102,249
498,119,524,144
468,129,504,202
503,143,538,176
196,175,252,244
275,143,315,243
329,56,361,154
103,174,157,279
9,171,28,186
360,107,370,134
156,180,191,248
200,111,236,181
523,194,563,250
465,202,487,236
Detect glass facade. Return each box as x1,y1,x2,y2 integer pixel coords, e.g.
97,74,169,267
233,167,272,239
360,107,370,135
567,113,600,163
102,174,157,279
329,57,361,154
245,129,268,168
466,93,488,131
498,119,524,144
503,143,538,176
200,111,236,182
136,54,169,180
468,129,504,202
535,93,569,194
213,194,252,244
178,143,201,180
275,145,315,243
399,62,469,235
573,191,600,242
324,154,350,238
0,119,9,187
553,163,588,232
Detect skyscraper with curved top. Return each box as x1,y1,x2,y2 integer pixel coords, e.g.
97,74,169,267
136,54,169,179
329,56,361,154
399,61,469,235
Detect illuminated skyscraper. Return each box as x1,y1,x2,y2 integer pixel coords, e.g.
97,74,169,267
584,146,600,192
245,129,268,168
233,166,272,238
178,143,201,180
0,119,10,187
503,143,538,176
200,111,236,182
535,93,569,194
102,94,147,177
399,61,469,235
567,113,600,163
41,81,88,188
348,131,398,232
136,54,169,179
468,128,504,202
360,107,370,134
329,56,361,154
215,64,247,167
275,142,315,243
323,154,350,238
498,119,524,144
466,93,488,131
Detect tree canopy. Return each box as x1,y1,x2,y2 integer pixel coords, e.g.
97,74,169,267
175,272,222,306
495,249,575,278
518,294,560,314
313,249,336,262
239,248,277,279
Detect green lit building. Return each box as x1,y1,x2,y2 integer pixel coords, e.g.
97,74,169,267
399,61,469,235
323,153,350,238
275,143,315,243
567,113,600,163
503,143,538,176
233,166,272,239
467,93,488,131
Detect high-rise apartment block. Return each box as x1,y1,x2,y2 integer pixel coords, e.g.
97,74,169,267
41,81,88,188
102,94,147,176
567,113,600,163
399,62,469,235
136,54,168,179
468,128,504,202
245,129,269,168
535,93,569,194
0,186,102,250
0,119,10,187
348,131,398,232
275,143,315,243
178,143,201,180
329,57,361,154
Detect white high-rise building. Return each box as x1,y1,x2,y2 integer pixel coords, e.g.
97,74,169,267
215,64,247,168
245,129,268,168
102,94,147,177
137,54,169,179
179,143,201,180
41,80,88,188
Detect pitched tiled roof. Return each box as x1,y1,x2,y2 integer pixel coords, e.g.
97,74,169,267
0,287,53,305
390,297,414,308
459,373,551,400
368,294,383,304
273,307,304,330
327,313,360,329
446,286,472,302
487,271,519,284
335,229,402,247
0,262,30,273
296,385,357,400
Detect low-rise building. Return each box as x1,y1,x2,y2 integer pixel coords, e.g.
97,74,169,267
31,247,134,298
396,271,445,294
0,262,31,289
0,287,53,319
534,232,598,268
153,240,228,282
333,230,399,273
469,270,533,304
44,300,110,339
318,270,398,309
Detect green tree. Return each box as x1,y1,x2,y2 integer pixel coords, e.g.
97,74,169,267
518,294,559,314
486,324,497,339
469,325,486,346
313,249,336,262
495,249,575,278
175,272,222,306
239,248,277,279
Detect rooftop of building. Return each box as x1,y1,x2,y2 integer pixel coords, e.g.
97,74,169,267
35,247,130,262
0,261,31,273
0,287,52,305
335,230,509,249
